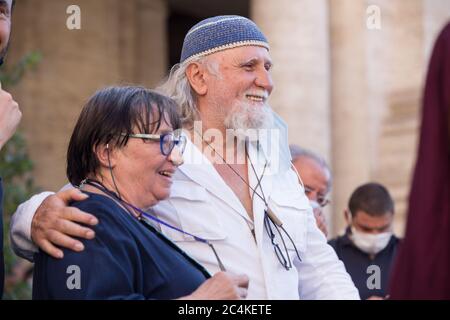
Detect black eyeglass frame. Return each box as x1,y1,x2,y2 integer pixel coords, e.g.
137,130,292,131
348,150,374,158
303,185,331,208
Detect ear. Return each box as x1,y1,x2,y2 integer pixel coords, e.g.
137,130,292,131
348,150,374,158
344,209,351,225
94,143,118,169
185,62,208,96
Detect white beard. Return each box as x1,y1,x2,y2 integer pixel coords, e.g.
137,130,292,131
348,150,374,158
224,100,274,141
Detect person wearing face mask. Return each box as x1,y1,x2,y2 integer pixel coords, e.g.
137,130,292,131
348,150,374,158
328,183,400,300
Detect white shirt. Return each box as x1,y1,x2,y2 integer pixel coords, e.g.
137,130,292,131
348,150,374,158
10,138,359,300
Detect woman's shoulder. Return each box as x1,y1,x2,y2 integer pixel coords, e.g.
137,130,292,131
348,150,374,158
68,192,143,246
70,192,128,222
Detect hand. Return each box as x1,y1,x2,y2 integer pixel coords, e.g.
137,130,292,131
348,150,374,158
181,272,249,300
31,188,99,259
367,295,386,300
313,207,328,237
0,82,22,150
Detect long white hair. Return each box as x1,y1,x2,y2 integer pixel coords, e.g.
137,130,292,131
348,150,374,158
156,56,219,128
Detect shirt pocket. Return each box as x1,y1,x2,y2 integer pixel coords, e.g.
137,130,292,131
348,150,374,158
161,181,227,242
268,190,309,253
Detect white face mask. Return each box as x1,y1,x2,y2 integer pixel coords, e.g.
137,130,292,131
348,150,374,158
310,200,320,210
351,227,392,255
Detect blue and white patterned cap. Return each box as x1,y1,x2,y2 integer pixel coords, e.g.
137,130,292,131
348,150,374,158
180,15,269,63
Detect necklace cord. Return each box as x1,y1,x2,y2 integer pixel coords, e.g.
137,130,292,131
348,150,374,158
198,132,302,267
81,179,227,271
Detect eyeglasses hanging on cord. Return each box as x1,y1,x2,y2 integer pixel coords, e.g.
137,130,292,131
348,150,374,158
80,178,227,272
198,131,301,270
245,141,302,270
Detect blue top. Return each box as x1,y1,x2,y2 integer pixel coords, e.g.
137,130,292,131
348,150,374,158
0,177,4,299
328,228,400,300
32,192,210,300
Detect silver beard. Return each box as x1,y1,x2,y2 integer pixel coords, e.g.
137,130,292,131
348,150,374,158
224,100,274,141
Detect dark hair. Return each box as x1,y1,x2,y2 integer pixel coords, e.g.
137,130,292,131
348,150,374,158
348,182,394,217
67,86,181,185
0,0,15,66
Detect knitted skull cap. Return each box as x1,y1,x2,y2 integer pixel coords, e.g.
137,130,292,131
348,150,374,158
180,15,269,63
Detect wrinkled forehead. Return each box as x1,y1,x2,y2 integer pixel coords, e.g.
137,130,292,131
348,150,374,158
296,156,330,179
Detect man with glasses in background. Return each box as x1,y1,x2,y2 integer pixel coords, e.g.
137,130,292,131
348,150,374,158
290,145,331,237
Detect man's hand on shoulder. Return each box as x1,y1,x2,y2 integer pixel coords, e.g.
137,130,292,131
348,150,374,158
31,188,99,258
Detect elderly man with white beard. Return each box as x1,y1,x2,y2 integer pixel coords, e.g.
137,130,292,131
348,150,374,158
10,15,359,299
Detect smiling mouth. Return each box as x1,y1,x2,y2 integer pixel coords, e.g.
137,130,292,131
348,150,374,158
159,171,173,178
245,93,267,103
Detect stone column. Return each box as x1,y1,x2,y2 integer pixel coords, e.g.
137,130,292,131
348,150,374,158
360,0,424,237
329,0,371,234
135,0,168,87
250,0,333,231
250,0,331,160
8,0,168,190
330,0,427,236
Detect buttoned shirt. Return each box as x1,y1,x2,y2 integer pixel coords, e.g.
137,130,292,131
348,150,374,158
10,138,359,299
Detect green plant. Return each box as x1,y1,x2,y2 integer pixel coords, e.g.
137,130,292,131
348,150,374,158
0,52,42,86
1,133,37,300
1,51,42,299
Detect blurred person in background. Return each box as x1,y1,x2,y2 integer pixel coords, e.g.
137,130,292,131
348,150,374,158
389,22,450,300
290,145,331,237
329,183,400,300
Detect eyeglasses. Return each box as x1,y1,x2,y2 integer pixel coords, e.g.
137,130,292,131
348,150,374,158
304,185,330,208
123,132,187,156
263,211,292,270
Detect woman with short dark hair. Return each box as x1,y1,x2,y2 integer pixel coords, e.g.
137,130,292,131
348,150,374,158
32,86,248,299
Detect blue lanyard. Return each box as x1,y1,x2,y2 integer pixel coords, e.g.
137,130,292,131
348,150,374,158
82,179,226,271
